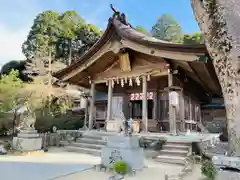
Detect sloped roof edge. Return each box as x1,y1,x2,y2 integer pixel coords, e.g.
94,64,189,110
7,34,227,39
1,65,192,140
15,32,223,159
54,16,208,80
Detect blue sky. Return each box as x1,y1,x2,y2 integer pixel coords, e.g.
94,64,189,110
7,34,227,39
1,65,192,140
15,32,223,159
0,0,199,66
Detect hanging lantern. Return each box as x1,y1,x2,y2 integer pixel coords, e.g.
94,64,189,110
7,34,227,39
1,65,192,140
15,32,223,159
129,77,133,86
147,74,151,81
121,78,124,87
135,76,140,86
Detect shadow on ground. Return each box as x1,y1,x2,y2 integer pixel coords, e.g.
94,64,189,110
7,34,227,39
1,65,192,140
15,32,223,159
0,161,93,180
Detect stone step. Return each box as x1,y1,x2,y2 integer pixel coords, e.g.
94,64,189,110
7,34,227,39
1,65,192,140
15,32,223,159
162,144,190,151
165,141,191,146
76,138,106,145
159,149,189,157
82,134,104,140
60,140,69,146
71,142,104,150
154,155,186,165
144,150,159,158
64,146,101,156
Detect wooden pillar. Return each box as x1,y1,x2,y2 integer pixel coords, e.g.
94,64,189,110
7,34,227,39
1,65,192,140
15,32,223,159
142,75,148,132
88,82,95,130
168,69,176,134
153,91,157,120
179,91,185,132
106,80,113,121
189,97,193,131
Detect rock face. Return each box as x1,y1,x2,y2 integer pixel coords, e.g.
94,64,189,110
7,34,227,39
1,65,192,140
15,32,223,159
191,0,240,156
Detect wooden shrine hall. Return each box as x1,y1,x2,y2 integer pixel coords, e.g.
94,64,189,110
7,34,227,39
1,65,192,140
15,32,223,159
54,10,221,134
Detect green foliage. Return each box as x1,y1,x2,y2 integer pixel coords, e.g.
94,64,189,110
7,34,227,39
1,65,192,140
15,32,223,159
182,32,204,44
0,70,25,116
0,60,30,82
22,10,61,59
135,25,151,36
201,160,217,180
3,141,12,151
22,10,102,65
152,13,183,42
113,161,129,175
59,10,85,40
35,110,85,132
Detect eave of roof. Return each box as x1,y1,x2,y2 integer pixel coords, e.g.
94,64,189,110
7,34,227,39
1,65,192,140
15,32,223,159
53,16,209,80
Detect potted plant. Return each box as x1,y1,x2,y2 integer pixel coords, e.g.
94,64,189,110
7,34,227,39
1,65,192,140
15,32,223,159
113,161,129,175
201,159,217,180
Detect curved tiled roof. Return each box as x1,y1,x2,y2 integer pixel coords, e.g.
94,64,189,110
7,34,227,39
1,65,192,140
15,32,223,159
54,16,207,79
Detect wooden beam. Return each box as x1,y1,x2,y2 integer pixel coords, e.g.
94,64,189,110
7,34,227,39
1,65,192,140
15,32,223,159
187,62,212,93
93,63,168,83
121,40,205,62
176,67,210,102
205,61,222,96
61,41,113,81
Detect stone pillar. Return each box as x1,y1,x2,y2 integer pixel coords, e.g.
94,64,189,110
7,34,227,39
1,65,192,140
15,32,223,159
106,80,113,121
88,82,95,130
179,90,185,132
142,75,148,132
168,69,176,134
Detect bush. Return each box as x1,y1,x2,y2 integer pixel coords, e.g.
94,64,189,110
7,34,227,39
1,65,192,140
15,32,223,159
113,161,128,175
201,160,217,180
3,141,12,151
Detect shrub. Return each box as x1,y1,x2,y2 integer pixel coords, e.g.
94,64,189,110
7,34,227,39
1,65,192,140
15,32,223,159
201,160,217,180
3,141,12,151
113,161,128,175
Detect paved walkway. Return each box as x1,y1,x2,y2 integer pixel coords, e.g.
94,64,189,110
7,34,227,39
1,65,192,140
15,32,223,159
0,148,99,180
55,161,183,180
0,148,204,180
56,164,206,180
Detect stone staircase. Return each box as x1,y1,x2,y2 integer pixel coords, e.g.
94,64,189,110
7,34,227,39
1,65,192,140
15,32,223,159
154,141,191,165
62,132,109,156
60,131,192,166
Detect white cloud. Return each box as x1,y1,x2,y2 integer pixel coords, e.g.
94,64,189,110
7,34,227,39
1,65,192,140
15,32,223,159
0,24,29,67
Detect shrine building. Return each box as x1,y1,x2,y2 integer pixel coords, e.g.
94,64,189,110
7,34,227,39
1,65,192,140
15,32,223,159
54,13,222,134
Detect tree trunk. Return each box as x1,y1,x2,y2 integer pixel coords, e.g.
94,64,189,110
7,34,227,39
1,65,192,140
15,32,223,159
191,0,240,156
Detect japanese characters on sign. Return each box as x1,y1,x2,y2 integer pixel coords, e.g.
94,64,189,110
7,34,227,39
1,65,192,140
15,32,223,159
129,92,153,101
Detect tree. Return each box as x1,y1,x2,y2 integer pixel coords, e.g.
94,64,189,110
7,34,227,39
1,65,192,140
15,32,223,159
75,24,102,55
0,60,31,81
23,10,103,66
0,70,25,134
0,70,25,114
22,10,61,60
151,14,183,42
182,32,205,44
57,10,85,65
191,0,240,156
135,25,151,36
